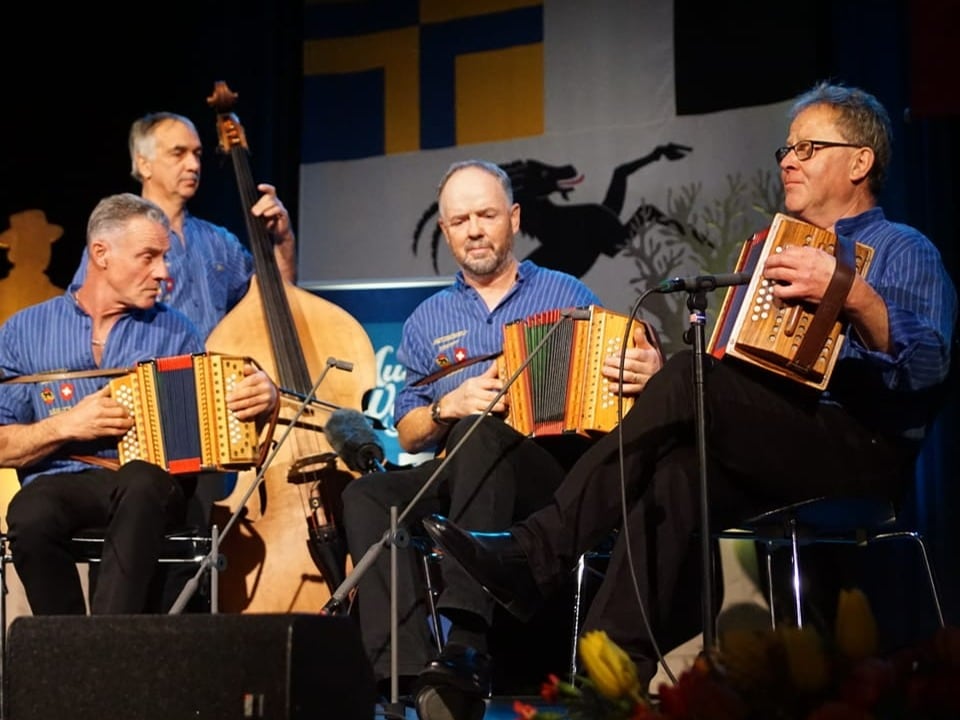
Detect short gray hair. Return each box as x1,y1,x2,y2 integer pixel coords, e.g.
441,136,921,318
128,112,198,182
437,160,514,203
87,193,170,247
788,81,892,196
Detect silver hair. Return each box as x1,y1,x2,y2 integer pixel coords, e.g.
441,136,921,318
436,159,514,204
86,193,170,247
788,81,893,196
128,112,198,182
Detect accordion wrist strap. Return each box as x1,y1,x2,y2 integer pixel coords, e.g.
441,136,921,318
68,454,121,471
788,235,856,372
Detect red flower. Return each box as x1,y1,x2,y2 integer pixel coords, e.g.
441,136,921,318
837,657,897,709
657,660,747,720
631,701,662,720
540,674,561,704
905,670,960,715
513,699,540,719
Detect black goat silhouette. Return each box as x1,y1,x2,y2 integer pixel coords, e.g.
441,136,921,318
412,143,709,278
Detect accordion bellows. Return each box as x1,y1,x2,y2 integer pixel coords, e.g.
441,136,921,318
109,353,261,474
498,305,643,437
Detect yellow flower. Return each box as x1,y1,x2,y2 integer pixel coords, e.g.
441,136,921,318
835,588,879,661
578,630,641,700
778,626,830,693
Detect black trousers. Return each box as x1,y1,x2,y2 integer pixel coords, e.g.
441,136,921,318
516,350,916,678
341,416,591,679
7,460,189,615
150,472,230,613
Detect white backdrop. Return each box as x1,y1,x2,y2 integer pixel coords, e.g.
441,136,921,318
298,0,790,355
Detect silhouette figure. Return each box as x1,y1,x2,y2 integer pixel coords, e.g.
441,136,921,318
1,209,68,628
0,209,65,325
413,143,709,278
0,237,10,280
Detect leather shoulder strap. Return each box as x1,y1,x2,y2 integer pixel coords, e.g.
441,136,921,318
0,367,131,384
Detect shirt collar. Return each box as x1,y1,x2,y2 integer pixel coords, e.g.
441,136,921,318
453,258,531,289
834,206,885,236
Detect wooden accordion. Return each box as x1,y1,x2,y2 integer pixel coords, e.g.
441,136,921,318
498,305,644,437
708,213,874,390
108,353,261,474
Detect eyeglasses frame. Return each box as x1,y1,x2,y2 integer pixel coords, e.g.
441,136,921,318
775,140,864,164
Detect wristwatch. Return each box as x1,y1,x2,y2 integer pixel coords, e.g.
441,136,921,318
430,398,453,425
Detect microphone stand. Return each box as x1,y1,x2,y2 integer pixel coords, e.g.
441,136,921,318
323,309,581,713
168,356,353,615
684,287,716,653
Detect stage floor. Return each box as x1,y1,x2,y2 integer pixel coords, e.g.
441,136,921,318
392,695,558,719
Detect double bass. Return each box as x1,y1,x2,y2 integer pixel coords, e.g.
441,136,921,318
204,82,376,612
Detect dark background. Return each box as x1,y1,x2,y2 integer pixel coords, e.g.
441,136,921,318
2,0,958,641
0,1,304,286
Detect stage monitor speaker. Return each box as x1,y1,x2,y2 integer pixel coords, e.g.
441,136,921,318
4,613,375,720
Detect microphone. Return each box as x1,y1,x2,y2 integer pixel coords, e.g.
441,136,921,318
326,357,354,372
656,271,752,294
562,307,593,320
325,408,386,474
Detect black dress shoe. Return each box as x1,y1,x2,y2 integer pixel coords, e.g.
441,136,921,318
414,684,486,720
421,514,542,621
415,641,492,698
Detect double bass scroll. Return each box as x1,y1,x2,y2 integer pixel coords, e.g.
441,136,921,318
204,81,376,613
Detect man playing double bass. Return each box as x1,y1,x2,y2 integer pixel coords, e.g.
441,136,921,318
74,111,296,340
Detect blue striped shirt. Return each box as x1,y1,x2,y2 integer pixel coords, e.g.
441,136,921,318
73,212,253,339
828,207,957,439
394,260,601,423
0,289,205,483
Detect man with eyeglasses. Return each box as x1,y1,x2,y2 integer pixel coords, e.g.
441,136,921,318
419,81,957,691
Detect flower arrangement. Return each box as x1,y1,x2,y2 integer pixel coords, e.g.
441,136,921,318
515,589,960,720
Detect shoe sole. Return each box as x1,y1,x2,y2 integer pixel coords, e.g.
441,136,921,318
415,667,490,698
415,686,486,720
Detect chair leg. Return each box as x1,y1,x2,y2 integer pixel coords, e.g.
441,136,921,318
872,530,946,628
1,535,7,720
419,549,445,652
788,517,803,628
911,533,946,628
570,554,587,683
762,540,777,629
209,524,220,614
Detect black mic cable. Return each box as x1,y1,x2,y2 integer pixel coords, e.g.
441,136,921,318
613,288,678,686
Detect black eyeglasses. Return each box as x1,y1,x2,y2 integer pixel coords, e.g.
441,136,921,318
775,139,863,163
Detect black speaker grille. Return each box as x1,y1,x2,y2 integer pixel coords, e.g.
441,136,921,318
4,613,374,720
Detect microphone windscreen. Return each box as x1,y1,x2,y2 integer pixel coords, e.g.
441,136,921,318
324,408,384,472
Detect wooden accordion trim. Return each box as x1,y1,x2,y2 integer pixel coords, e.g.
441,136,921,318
497,305,645,437
708,213,874,390
108,352,262,474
